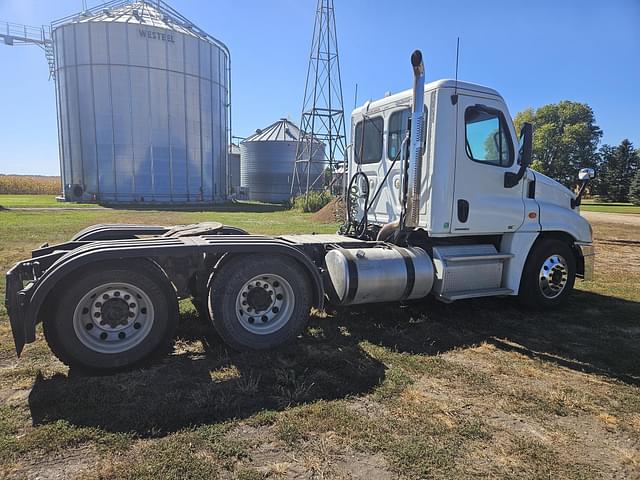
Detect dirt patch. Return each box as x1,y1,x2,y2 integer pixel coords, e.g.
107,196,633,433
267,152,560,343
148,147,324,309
582,211,640,227
3,446,98,480
310,196,345,224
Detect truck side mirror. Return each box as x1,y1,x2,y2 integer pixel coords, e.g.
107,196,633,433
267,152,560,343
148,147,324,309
572,168,596,208
578,168,595,181
504,122,532,188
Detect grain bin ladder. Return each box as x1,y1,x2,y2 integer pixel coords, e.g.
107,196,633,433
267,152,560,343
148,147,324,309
0,22,55,79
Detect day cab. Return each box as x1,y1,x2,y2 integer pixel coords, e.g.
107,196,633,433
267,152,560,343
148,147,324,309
349,78,595,303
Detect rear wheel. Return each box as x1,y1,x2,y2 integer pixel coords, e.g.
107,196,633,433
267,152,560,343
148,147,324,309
208,255,312,350
43,260,178,372
519,238,576,309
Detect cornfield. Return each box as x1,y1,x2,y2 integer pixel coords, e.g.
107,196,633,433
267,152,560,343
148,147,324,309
0,175,61,195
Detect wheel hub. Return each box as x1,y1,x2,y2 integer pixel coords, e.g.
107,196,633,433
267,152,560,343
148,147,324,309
236,274,295,335
539,254,569,299
73,283,154,354
246,286,272,312
101,298,130,327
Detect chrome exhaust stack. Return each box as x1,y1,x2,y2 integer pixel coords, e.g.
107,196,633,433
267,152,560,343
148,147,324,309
403,50,426,229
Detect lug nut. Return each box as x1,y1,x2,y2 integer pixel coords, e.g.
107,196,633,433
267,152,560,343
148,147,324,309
276,294,283,300
128,311,135,317
261,315,268,322
248,317,255,324
273,281,279,287
85,323,93,330
118,332,126,339
140,308,147,314
129,303,136,308
82,307,89,314
133,322,141,329
100,332,108,340
272,306,279,313
94,312,101,318
102,294,109,300
95,302,102,308
124,294,130,300
114,291,120,297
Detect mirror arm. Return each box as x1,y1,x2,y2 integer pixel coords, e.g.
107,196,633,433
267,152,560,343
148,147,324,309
504,122,532,189
572,180,589,208
504,164,527,188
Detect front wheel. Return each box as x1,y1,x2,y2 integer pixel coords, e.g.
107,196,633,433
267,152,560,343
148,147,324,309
519,238,576,309
208,254,312,350
43,260,178,372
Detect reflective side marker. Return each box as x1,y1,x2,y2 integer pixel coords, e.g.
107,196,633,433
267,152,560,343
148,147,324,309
528,212,537,219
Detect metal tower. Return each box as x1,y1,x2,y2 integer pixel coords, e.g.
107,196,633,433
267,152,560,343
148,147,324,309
290,0,347,199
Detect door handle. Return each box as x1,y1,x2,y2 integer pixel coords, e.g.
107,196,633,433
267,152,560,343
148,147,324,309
457,199,469,223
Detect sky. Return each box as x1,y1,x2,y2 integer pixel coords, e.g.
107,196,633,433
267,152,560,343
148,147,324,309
0,0,638,176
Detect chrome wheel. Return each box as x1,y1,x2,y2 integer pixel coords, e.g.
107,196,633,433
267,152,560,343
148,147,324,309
538,254,569,299
72,282,155,354
235,274,295,335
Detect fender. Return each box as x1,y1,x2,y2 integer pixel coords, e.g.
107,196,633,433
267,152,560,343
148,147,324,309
9,235,324,355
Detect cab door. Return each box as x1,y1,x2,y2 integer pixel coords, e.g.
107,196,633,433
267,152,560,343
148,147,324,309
451,94,525,234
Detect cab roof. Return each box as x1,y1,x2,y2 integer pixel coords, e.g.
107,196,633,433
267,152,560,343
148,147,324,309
352,79,502,116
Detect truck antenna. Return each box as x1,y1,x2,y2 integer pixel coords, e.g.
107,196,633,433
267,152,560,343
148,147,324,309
353,83,358,109
452,37,460,105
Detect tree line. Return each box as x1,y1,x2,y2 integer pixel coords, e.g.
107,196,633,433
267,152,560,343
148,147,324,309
513,101,640,205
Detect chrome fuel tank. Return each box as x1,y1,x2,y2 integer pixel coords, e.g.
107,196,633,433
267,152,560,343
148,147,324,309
325,246,434,305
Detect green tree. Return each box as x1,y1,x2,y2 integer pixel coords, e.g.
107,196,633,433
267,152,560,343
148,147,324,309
630,168,640,206
598,140,639,202
513,101,602,188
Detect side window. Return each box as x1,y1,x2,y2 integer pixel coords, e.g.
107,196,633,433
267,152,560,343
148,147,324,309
387,109,410,159
387,107,428,160
354,116,383,164
464,106,513,166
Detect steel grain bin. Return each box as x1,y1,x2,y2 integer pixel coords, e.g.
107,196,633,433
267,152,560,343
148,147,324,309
240,119,324,202
228,143,241,194
52,0,230,203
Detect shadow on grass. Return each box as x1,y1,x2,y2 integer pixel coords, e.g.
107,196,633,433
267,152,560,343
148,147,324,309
28,288,639,436
100,200,288,213
28,311,386,436
338,288,640,385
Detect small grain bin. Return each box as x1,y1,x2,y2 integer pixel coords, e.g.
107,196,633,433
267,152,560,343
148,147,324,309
240,119,324,202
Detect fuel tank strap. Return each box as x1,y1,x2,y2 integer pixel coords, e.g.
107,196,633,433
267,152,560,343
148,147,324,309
389,245,416,300
338,248,359,303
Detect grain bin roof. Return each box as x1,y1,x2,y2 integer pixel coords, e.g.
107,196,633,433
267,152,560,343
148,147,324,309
52,0,217,44
243,118,322,144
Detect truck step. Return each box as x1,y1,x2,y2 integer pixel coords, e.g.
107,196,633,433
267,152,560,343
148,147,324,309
436,287,514,302
442,252,513,263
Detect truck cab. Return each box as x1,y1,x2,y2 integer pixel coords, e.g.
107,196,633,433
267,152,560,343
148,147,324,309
348,78,594,300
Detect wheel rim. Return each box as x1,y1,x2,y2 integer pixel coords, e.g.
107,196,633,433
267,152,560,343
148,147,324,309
235,274,295,335
72,282,155,354
538,254,569,299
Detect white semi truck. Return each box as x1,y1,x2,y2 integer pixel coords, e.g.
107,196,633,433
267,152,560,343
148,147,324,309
5,51,595,371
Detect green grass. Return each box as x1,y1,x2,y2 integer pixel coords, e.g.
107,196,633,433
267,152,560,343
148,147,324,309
0,196,638,479
580,200,640,214
0,194,97,208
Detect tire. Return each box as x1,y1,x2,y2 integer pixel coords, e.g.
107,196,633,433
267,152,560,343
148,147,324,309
208,254,312,350
43,260,178,372
519,238,576,309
